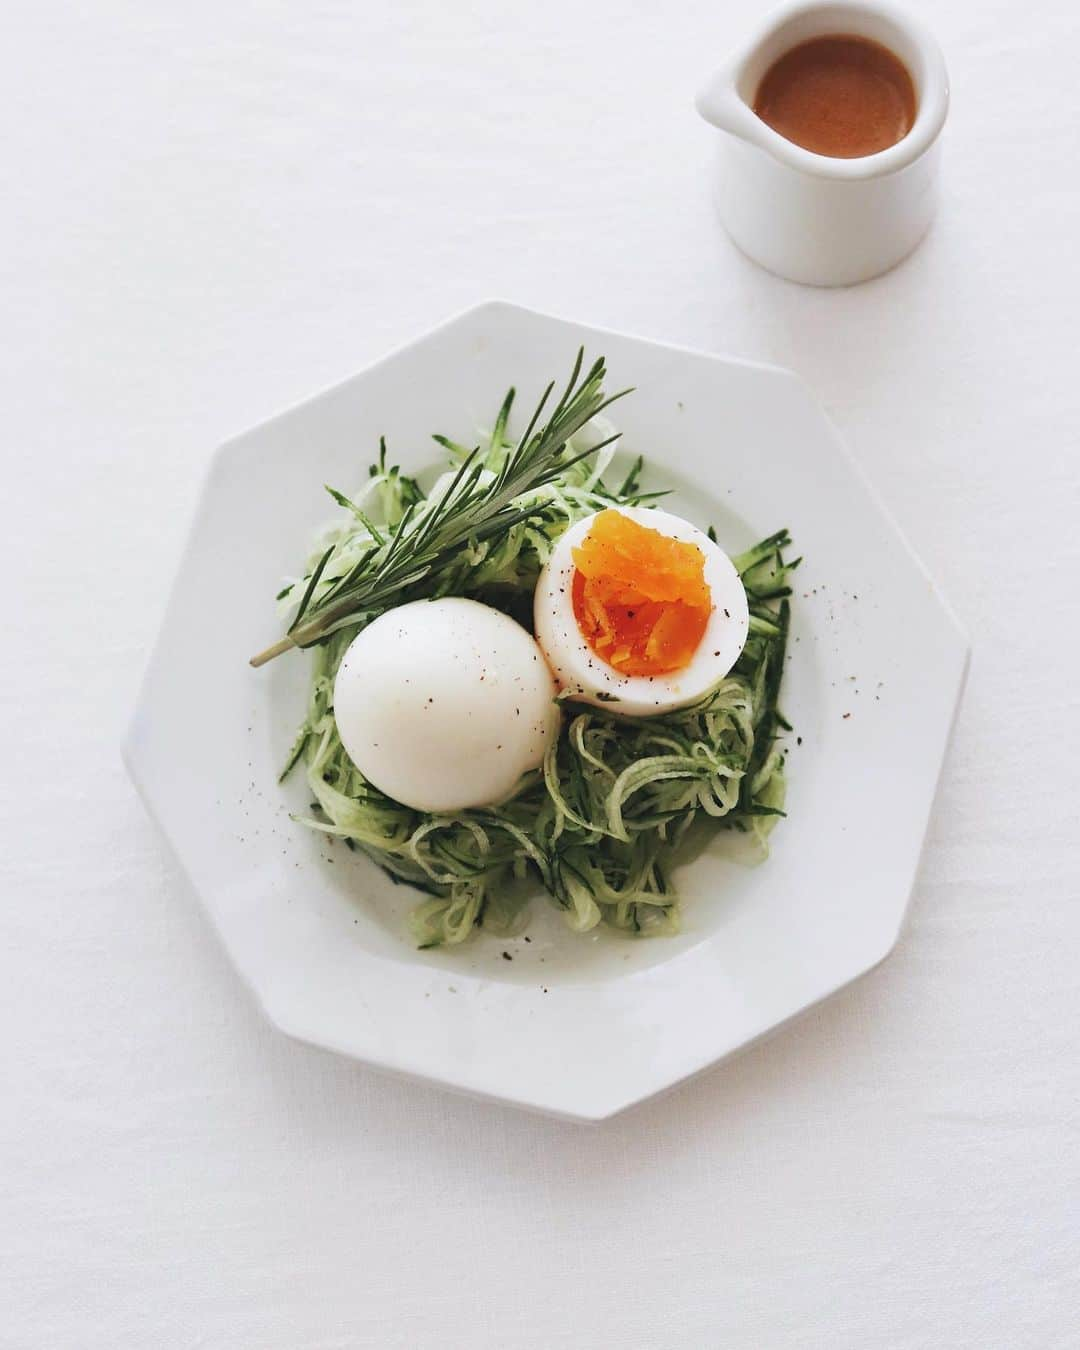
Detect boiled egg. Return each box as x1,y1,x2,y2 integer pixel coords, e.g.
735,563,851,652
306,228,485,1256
533,506,749,717
333,597,559,813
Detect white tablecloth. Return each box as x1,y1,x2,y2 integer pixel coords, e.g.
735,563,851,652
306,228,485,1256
4,1,1078,1345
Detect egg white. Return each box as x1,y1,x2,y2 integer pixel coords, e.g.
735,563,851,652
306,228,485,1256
333,597,559,812
532,506,750,717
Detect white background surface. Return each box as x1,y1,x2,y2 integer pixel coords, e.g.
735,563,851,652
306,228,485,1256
3,0,1078,1345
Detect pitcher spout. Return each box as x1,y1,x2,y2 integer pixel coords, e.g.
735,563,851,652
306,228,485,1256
695,65,771,150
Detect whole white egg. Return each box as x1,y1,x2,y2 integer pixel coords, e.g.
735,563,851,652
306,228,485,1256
533,506,750,717
333,597,559,813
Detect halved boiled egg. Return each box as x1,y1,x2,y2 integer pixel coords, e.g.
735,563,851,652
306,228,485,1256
533,506,749,716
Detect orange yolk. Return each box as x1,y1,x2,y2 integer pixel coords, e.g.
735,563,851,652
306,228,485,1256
571,510,712,676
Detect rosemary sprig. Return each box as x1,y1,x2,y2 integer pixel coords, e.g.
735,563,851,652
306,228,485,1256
250,350,629,666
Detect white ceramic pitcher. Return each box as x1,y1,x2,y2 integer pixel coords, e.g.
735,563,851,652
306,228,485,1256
696,1,949,286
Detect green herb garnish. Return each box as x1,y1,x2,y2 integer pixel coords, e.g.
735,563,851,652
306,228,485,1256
250,350,630,666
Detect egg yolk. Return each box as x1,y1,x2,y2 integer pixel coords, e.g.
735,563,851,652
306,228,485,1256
571,510,712,676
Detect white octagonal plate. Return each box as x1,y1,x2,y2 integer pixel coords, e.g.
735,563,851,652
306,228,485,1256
124,301,968,1121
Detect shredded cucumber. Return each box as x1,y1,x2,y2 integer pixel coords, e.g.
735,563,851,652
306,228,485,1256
280,395,796,947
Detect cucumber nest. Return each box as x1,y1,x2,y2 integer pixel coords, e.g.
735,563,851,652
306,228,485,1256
277,388,797,947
